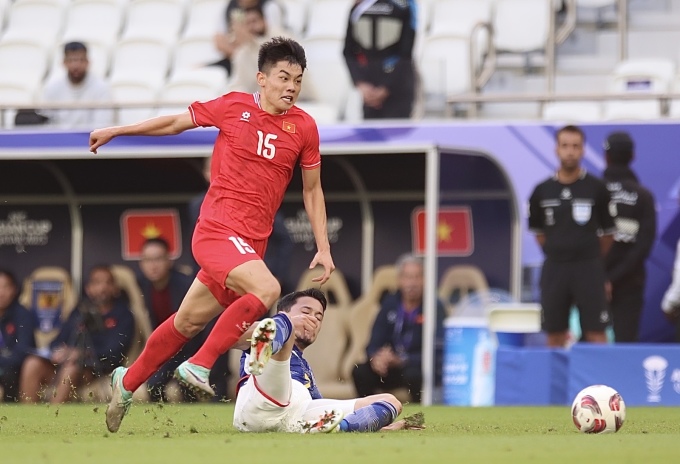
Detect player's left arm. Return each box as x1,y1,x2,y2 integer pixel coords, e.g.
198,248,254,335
302,166,335,284
597,181,616,257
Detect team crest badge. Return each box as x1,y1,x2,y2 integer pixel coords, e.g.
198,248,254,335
283,121,296,133
572,201,592,225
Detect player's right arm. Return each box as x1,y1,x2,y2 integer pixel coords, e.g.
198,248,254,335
89,111,196,154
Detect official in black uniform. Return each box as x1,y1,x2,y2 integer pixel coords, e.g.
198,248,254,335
528,125,616,347
603,132,656,342
343,0,417,119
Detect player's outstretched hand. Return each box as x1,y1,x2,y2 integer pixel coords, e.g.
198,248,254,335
309,249,335,285
89,127,117,154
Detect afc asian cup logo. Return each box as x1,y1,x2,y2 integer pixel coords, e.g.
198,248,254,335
642,355,668,403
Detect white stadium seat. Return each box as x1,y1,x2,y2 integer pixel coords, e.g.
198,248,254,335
110,38,171,89
542,101,603,122
429,0,493,38
493,0,551,53
1,0,65,48
0,39,49,89
280,0,309,37
304,0,352,40
301,37,353,121
110,79,158,125
155,70,226,117
182,0,226,40
419,35,472,104
609,58,676,94
121,0,185,45
61,0,124,47
172,36,223,73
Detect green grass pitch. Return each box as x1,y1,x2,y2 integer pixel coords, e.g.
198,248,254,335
0,403,678,464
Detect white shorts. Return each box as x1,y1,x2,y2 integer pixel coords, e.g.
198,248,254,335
233,359,356,433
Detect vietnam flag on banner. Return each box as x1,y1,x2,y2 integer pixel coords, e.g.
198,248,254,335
412,206,473,256
121,209,182,260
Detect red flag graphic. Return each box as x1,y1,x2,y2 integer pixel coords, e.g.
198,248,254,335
412,206,473,256
121,209,181,260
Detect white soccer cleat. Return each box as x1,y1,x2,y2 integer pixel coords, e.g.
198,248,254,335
300,409,344,434
106,366,132,433
174,361,215,399
248,318,276,376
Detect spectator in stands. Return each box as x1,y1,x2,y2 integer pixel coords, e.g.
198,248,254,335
352,254,446,403
226,6,289,94
137,237,202,402
40,41,114,129
212,0,286,75
603,132,656,343
528,125,616,348
343,0,417,119
0,270,35,402
19,266,134,403
662,238,680,342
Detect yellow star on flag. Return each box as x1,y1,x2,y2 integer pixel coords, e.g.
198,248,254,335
437,220,453,242
141,223,162,239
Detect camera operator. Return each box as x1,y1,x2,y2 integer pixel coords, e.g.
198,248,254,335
19,266,134,403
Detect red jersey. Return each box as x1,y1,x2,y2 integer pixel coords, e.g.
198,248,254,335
189,92,321,240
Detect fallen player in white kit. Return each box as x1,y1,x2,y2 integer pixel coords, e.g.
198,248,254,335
232,288,421,433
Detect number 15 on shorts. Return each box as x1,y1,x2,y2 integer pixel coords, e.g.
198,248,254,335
229,236,256,254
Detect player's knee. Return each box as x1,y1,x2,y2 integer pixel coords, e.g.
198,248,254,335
251,277,281,309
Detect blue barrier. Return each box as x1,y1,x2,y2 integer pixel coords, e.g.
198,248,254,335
569,344,680,406
494,347,569,405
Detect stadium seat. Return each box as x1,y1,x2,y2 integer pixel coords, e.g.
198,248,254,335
492,0,552,54
172,36,224,73
300,36,352,120
182,0,227,40
110,78,158,125
1,0,65,48
155,68,227,116
18,266,78,354
0,82,36,129
601,58,674,121
419,35,473,109
602,100,662,120
120,0,185,45
0,39,49,90
295,267,355,399
437,265,489,317
343,266,398,377
61,0,124,48
279,0,309,37
429,0,493,38
542,101,603,122
110,37,171,89
304,0,352,40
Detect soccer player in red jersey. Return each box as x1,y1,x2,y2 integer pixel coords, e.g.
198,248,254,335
89,37,335,433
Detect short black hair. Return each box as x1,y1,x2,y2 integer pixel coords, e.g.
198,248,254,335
142,237,170,251
258,36,307,73
276,288,327,313
556,124,585,143
604,131,634,165
0,269,18,289
64,41,87,54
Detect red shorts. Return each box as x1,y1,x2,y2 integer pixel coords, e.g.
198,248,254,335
192,218,268,308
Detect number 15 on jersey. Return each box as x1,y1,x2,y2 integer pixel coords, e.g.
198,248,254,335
256,131,278,159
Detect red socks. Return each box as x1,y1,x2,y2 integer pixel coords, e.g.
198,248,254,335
122,313,189,392
189,293,268,369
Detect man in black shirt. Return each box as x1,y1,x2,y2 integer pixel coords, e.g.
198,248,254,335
603,132,656,342
343,0,417,119
528,125,616,347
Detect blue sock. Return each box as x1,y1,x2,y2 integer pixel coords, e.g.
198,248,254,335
339,401,398,432
270,313,292,354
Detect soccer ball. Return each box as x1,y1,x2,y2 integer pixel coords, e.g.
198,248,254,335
571,385,626,434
